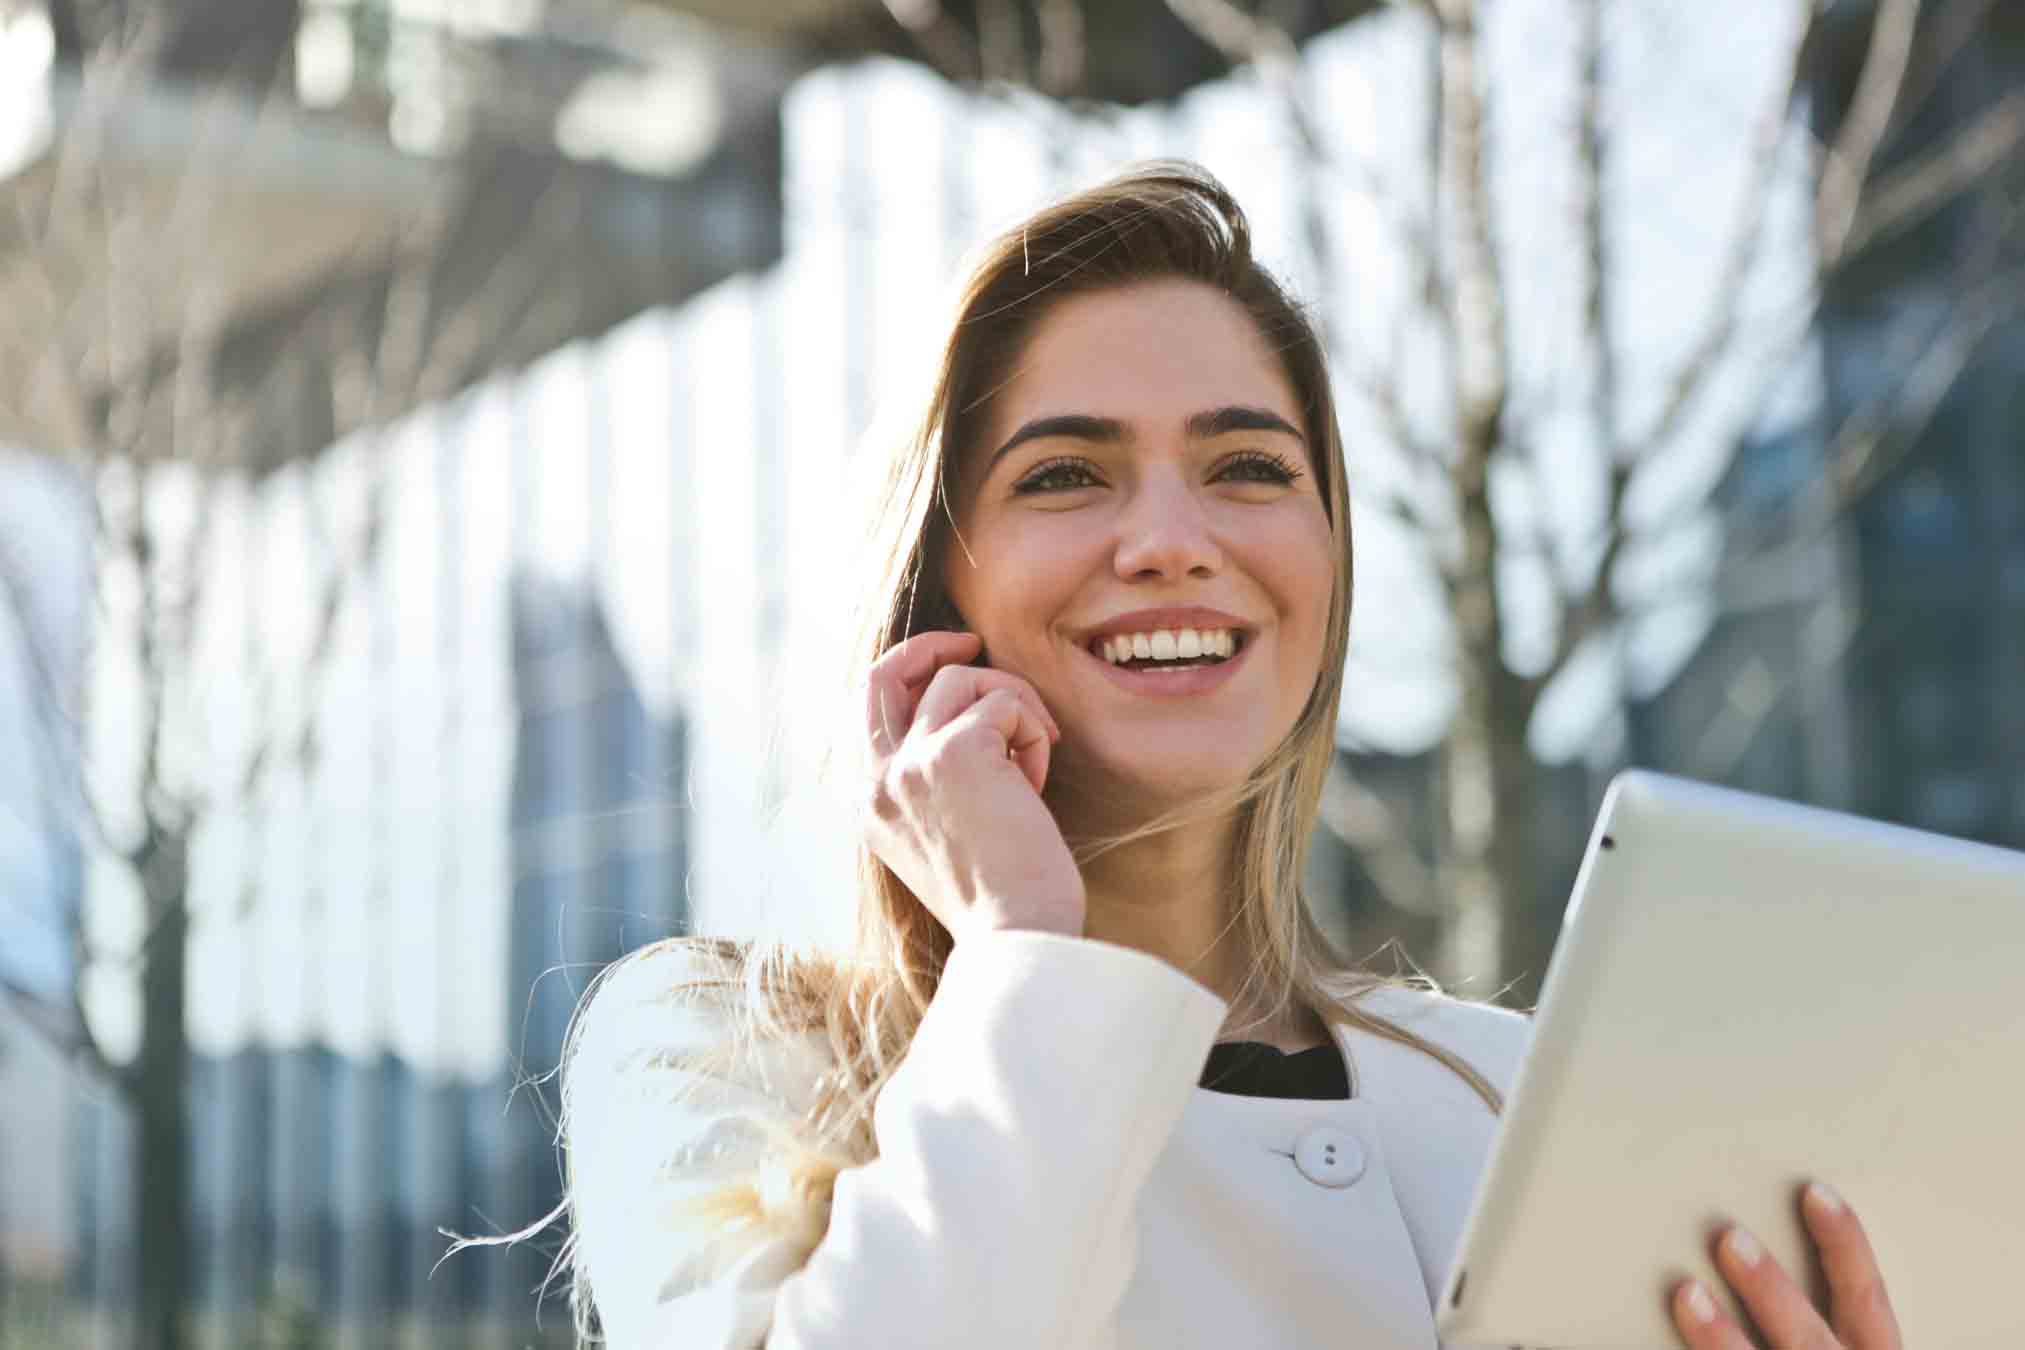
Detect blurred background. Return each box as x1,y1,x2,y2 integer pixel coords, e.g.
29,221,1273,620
0,0,2018,1344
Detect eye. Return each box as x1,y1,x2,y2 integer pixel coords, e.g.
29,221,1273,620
1012,456,1105,494
1214,450,1303,486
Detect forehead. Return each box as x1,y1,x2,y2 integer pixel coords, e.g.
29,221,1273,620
979,279,1303,449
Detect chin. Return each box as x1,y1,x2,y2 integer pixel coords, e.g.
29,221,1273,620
1056,739,1267,817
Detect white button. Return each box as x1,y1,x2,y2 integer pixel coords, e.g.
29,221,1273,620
1293,1125,1366,1188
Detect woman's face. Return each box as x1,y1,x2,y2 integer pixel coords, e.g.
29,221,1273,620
942,278,1337,807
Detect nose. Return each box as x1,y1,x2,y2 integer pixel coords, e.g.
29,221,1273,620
1113,469,1222,582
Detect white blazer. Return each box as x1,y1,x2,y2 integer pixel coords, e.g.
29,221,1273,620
566,928,1534,1350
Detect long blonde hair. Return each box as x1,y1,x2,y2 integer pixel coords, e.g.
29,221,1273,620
556,161,1503,1338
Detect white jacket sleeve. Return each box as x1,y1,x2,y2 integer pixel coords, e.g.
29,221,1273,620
566,929,1229,1350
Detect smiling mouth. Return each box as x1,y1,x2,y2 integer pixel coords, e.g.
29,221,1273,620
1088,626,1249,671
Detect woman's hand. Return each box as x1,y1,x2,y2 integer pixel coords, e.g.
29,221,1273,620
860,630,1086,942
1670,1182,1901,1350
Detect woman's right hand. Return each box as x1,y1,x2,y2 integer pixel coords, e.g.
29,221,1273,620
861,630,1086,942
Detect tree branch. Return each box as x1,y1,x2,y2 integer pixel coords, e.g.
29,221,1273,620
1891,0,2000,125
1162,0,1450,321
1821,279,2016,507
1361,479,1451,545
1815,0,1924,265
1626,0,1813,464
1617,272,2019,632
1531,514,1626,707
1537,0,1624,716
1577,0,1618,438
1337,345,1447,468
403,177,585,409
0,517,128,1091
1839,87,2025,261
230,429,392,814
0,525,86,799
1316,760,1441,917
1577,0,1615,456
1428,0,1512,702
878,0,983,85
1685,600,1888,786
2,974,127,1092
1163,0,1289,65
1033,0,1086,96
1432,0,1509,431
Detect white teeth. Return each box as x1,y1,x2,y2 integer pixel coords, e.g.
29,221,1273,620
1097,628,1240,665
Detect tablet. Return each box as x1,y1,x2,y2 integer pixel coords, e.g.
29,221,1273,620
1433,769,2025,1350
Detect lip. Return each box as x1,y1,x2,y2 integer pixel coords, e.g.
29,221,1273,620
1075,606,1256,699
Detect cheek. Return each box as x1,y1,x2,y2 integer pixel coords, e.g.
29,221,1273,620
1263,527,1337,727
1251,508,1338,638
952,516,1099,642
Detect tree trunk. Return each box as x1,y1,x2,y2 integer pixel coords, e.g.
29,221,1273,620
132,828,190,1350
1437,599,1540,997
1430,0,1536,997
1437,666,1503,987
1485,695,1552,1004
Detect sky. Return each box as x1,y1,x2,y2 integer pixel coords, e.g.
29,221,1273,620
0,448,88,1010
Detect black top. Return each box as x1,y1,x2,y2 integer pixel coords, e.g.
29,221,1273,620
1198,1039,1351,1100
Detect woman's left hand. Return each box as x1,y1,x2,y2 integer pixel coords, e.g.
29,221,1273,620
1671,1182,1901,1350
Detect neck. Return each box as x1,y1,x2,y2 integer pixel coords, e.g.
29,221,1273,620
1075,818,1238,991
1067,808,1321,1050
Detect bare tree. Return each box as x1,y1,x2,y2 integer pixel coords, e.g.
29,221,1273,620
1151,0,2025,994
878,0,2024,996
0,14,591,1346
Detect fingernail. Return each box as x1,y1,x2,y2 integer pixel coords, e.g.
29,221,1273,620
1806,1181,1845,1216
1684,1281,1718,1324
1725,1227,1763,1268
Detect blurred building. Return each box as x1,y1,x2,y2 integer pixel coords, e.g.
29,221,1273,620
498,571,689,1328
0,1017,73,1289
1829,4,2025,845
4,0,763,1341
6,0,2016,1342
65,572,687,1343
1636,2,2025,852
0,448,89,1322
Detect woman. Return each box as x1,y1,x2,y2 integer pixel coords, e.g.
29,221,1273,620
560,163,1900,1350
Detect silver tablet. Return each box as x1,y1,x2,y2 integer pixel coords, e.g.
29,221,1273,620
1434,770,2025,1350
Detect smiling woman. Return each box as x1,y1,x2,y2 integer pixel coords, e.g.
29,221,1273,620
552,162,1898,1350
942,278,1336,817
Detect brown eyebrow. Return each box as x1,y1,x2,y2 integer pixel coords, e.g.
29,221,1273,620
1184,406,1305,443
985,405,1305,474
990,413,1125,465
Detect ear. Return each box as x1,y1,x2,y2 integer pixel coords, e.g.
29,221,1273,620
903,593,966,637
924,590,967,633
